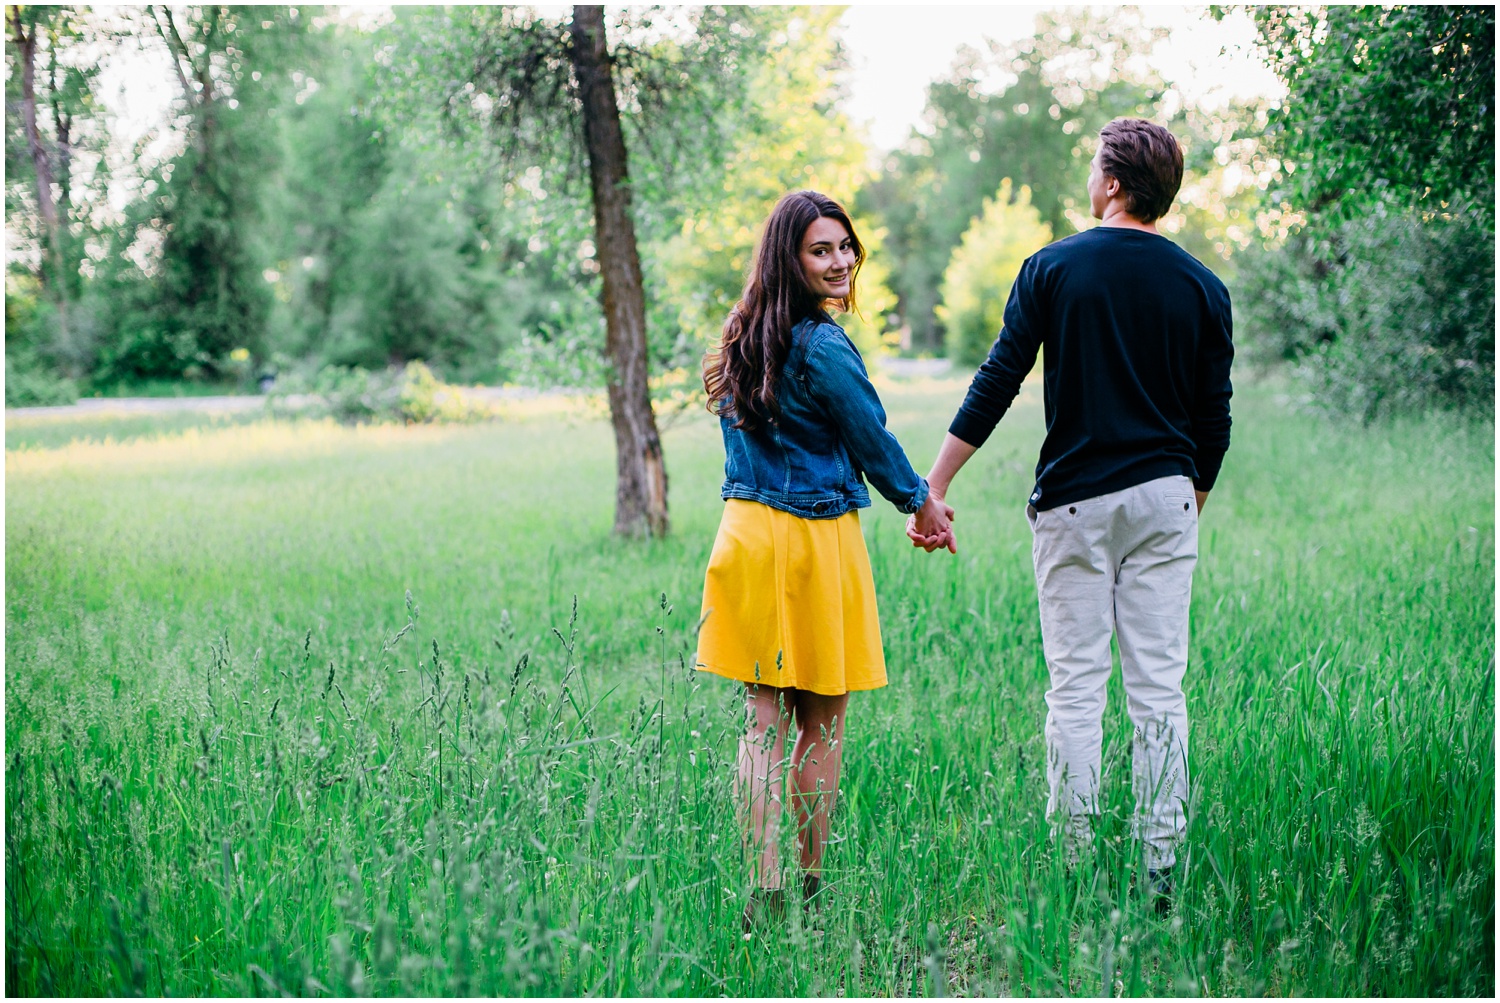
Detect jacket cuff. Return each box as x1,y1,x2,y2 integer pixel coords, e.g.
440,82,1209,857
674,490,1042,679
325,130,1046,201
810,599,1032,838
900,477,931,515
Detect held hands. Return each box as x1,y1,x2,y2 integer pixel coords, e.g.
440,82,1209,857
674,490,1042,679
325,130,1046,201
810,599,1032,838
906,493,957,554
907,436,975,555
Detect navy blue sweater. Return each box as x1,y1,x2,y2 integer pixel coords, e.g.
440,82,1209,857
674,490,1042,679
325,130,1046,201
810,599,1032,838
948,227,1233,511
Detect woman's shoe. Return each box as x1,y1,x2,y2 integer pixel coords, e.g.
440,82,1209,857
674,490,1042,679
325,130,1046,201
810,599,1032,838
802,872,826,907
742,887,787,933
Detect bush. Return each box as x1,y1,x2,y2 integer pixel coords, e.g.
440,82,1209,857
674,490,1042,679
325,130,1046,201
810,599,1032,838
5,353,79,407
397,361,492,424
937,180,1053,368
268,361,494,425
1236,199,1494,421
5,271,99,403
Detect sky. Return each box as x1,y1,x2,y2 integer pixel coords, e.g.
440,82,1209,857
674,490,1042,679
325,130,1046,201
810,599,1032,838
839,4,1283,151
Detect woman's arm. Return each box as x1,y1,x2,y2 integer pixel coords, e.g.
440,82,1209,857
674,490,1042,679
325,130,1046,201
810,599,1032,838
803,329,939,521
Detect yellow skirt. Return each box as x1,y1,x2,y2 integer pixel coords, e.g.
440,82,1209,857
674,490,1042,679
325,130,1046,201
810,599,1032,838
696,499,887,695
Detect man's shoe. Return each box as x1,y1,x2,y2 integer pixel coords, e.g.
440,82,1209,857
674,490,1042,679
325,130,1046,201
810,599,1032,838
1145,867,1174,917
742,887,786,933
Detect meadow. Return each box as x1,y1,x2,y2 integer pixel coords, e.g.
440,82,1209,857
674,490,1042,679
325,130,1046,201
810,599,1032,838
5,377,1494,996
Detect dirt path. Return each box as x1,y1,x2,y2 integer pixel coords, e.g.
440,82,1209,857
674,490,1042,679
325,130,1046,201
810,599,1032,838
7,361,953,421
4,385,586,420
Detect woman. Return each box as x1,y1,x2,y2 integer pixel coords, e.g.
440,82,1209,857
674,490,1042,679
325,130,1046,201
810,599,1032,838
698,190,954,929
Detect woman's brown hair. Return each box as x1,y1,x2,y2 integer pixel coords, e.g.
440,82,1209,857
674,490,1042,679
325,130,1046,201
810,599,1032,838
703,190,863,432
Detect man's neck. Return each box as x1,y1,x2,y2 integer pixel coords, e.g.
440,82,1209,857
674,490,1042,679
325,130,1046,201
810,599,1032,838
1098,203,1160,234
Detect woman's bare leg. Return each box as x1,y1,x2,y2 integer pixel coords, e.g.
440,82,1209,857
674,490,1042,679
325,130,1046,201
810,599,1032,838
739,684,792,889
789,690,849,877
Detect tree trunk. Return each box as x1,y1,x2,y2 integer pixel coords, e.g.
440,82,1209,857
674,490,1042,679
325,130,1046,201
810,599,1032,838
10,5,70,334
569,5,669,538
47,22,77,309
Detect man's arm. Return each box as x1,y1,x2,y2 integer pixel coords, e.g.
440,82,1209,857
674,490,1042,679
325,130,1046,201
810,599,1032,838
946,257,1045,453
909,260,1045,553
1190,282,1234,500
925,433,979,503
911,260,1044,550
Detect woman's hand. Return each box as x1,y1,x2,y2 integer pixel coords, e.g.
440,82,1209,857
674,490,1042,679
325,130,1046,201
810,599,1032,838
906,493,957,554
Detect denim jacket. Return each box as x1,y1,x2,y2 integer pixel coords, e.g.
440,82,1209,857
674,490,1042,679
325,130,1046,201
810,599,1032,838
720,316,930,519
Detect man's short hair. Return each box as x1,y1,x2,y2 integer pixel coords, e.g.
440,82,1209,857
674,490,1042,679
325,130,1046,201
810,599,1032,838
1097,119,1184,223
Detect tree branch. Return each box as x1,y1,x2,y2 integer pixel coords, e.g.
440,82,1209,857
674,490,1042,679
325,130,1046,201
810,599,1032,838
9,7,61,249
152,4,198,105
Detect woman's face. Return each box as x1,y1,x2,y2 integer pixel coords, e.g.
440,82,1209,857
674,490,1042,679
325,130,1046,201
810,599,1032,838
798,216,857,301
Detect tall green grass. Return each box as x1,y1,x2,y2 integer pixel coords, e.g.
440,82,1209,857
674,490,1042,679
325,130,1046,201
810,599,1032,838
5,380,1493,995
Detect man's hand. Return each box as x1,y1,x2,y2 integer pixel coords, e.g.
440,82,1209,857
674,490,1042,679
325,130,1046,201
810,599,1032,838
906,494,957,554
1195,489,1208,514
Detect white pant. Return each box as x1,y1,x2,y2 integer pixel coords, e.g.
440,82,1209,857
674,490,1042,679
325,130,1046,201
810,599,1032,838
1028,474,1198,871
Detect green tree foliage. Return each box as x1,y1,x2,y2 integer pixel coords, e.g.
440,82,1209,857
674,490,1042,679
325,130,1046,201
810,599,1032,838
5,272,78,405
2,5,818,405
937,179,1052,368
1156,97,1276,270
5,3,112,398
249,20,582,385
650,7,893,362
1240,205,1494,417
261,51,494,375
1241,5,1495,418
1257,5,1494,223
4,6,1274,412
98,6,311,382
257,31,390,364
320,173,476,370
378,5,808,378
859,10,1161,352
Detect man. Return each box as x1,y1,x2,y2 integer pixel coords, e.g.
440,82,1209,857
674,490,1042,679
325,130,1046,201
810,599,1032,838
910,118,1233,911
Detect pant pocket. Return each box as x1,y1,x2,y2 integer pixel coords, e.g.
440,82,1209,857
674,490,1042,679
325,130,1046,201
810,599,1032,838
1163,493,1196,518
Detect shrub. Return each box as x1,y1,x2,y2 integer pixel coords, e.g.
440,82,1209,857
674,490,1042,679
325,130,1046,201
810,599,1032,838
5,271,97,403
1235,199,1494,421
268,361,494,425
937,180,1053,368
398,361,492,424
5,353,79,407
